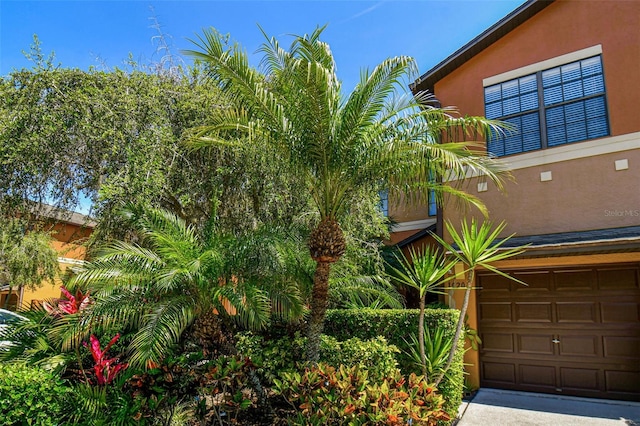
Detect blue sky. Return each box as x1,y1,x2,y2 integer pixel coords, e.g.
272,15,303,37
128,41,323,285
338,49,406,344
1,0,525,92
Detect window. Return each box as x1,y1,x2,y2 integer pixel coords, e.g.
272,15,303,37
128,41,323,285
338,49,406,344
379,190,389,217
428,189,437,217
485,55,608,157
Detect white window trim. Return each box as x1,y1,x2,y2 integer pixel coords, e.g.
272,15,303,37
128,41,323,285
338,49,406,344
483,45,603,87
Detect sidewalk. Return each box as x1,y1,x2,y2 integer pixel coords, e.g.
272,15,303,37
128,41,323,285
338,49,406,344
456,388,640,426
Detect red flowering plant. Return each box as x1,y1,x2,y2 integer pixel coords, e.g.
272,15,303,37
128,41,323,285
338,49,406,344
43,285,92,316
84,333,128,385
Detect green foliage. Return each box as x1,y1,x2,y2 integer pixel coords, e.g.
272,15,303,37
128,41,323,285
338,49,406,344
186,25,509,362
323,310,456,353
273,363,450,425
0,38,310,240
320,335,399,382
69,206,306,368
390,246,454,300
390,245,455,376
237,332,400,384
323,309,464,419
195,355,257,423
464,314,482,351
66,383,110,425
0,307,73,372
0,363,69,425
436,220,529,281
68,352,251,425
186,26,508,222
235,331,306,384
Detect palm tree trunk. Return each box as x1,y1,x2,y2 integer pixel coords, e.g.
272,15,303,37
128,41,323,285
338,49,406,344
306,261,332,363
418,295,426,377
434,270,474,387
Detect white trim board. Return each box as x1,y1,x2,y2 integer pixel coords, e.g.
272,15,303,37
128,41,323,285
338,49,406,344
446,132,640,182
501,132,640,171
57,257,86,266
483,45,603,87
391,218,437,233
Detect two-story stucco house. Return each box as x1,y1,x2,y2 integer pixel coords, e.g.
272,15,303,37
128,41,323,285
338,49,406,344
407,0,639,401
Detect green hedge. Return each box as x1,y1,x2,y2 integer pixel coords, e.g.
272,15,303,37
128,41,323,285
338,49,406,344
236,332,399,383
324,308,465,420
0,363,70,425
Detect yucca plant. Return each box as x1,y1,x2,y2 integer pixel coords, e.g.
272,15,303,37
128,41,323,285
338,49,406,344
432,219,528,386
404,326,454,382
391,245,455,376
185,26,509,361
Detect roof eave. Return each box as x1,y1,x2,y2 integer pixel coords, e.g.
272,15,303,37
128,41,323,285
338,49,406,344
411,0,555,94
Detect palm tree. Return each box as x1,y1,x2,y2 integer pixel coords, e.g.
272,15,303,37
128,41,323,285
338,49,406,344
185,26,508,361
432,219,528,386
69,206,305,368
391,245,455,376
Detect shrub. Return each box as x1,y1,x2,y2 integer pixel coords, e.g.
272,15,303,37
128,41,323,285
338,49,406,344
320,335,399,381
195,355,258,423
0,363,70,425
235,331,306,383
323,309,465,420
273,363,450,425
236,332,399,383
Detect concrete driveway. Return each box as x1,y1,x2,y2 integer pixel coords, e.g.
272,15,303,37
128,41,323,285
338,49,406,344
456,388,640,426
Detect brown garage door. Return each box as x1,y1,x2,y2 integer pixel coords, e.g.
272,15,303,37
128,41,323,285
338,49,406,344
477,264,640,401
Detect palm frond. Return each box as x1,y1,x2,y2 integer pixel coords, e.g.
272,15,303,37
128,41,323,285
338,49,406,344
128,298,196,368
217,280,271,330
329,274,404,309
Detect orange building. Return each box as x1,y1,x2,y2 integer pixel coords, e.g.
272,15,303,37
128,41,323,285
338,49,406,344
0,208,94,310
404,0,639,401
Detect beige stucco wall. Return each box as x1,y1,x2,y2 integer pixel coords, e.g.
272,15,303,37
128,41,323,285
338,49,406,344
430,0,640,238
444,147,640,238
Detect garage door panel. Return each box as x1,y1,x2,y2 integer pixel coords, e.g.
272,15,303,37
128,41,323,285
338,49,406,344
557,302,597,323
478,263,640,401
482,333,514,352
597,268,638,290
515,302,553,322
483,362,516,384
603,336,640,359
478,274,513,294
554,269,596,291
520,364,556,388
479,302,512,321
560,367,600,391
513,271,551,293
517,334,554,355
605,371,640,394
558,335,599,357
601,302,639,323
